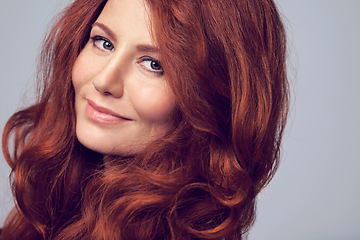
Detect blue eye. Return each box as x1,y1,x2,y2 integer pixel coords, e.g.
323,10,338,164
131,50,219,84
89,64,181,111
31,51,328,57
139,57,164,75
149,60,162,71
90,36,114,51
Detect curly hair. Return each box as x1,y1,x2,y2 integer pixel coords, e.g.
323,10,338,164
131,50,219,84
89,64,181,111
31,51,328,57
1,0,288,239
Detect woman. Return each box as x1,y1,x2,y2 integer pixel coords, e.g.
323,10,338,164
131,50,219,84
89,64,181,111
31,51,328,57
1,0,288,239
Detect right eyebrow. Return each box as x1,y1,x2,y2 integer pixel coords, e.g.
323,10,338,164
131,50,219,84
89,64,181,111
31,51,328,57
91,22,117,42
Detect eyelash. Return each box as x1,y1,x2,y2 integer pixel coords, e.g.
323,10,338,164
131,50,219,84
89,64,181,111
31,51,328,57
138,57,164,75
90,35,114,51
89,35,163,75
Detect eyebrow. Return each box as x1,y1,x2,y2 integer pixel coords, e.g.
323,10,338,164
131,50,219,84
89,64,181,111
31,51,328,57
136,44,160,53
91,22,160,53
92,22,117,41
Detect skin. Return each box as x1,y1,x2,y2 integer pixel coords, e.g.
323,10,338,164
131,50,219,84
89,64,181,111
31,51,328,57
72,0,176,155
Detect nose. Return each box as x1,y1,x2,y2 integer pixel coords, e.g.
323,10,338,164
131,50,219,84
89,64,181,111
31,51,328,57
92,51,128,98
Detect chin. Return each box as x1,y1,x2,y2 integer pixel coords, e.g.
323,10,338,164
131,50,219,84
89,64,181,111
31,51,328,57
75,132,142,156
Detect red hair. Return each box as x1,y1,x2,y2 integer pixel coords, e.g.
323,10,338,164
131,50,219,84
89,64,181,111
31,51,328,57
1,0,288,239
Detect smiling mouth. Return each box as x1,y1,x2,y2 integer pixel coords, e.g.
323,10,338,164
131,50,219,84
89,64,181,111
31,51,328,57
85,100,132,124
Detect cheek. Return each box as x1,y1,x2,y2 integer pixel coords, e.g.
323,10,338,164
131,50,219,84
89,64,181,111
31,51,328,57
72,58,84,92
131,83,176,123
71,47,95,92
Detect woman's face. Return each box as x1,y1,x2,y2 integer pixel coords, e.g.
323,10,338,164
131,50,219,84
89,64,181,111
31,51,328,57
72,0,176,155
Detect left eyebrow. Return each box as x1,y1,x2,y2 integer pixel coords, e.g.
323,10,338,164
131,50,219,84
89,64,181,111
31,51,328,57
136,44,160,53
92,22,117,41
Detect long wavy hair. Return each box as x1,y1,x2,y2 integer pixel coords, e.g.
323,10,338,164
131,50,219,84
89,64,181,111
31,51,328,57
1,0,288,239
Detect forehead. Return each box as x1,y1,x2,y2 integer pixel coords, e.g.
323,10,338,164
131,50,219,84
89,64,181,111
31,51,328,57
95,0,154,44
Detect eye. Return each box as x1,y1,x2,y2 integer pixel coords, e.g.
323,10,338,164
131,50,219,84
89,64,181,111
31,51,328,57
90,36,114,51
139,57,164,75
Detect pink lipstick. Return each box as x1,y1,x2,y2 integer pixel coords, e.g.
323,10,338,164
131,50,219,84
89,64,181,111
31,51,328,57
85,100,131,124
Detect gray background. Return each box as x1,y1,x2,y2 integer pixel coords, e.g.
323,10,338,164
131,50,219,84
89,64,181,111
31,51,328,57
1,1,359,239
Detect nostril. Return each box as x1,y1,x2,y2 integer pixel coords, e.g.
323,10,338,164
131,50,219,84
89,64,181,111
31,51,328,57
92,81,123,97
93,82,110,95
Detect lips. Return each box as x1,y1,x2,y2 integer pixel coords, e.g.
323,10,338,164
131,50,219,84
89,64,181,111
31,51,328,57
85,99,131,124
